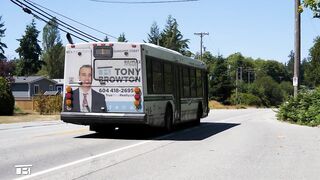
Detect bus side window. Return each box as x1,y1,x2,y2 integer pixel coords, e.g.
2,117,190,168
164,63,173,93
196,69,203,97
190,68,196,97
152,60,163,93
146,56,153,94
183,67,190,97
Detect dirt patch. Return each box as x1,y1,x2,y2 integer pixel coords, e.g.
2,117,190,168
209,100,248,109
0,112,60,124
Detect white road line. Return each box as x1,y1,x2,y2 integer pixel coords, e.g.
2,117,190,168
15,140,150,180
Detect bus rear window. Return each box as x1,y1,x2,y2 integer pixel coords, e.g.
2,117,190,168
94,46,113,58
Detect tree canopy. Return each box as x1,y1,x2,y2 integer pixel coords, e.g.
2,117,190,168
160,15,189,55
16,19,43,76
146,15,190,56
147,22,161,45
303,0,320,15
41,18,65,78
304,36,320,87
0,16,7,60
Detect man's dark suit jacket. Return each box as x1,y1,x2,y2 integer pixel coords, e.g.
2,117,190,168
64,88,106,112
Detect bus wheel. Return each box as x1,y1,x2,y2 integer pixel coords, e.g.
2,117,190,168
195,104,202,125
164,105,173,132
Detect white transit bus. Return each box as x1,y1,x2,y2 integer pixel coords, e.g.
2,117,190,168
61,42,209,132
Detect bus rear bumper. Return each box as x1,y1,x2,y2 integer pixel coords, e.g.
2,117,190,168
61,112,147,125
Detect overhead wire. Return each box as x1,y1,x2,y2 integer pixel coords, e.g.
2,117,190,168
10,0,103,42
24,0,117,40
11,0,91,42
16,0,102,42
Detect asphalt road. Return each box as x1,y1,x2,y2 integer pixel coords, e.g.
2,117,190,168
0,109,319,180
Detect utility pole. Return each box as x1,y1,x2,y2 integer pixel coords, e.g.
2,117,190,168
294,0,301,98
194,32,209,60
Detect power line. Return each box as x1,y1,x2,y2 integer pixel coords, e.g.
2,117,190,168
24,0,117,40
10,0,89,42
89,0,199,4
19,0,102,42
11,0,103,42
11,0,88,42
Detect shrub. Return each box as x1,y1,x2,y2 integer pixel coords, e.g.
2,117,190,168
34,94,62,115
277,88,320,126
0,77,15,115
230,92,262,106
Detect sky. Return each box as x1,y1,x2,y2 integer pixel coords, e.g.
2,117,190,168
1,0,320,63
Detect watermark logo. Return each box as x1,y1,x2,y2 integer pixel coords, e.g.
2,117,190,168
15,165,32,175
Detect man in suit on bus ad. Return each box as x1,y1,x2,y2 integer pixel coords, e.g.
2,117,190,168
64,64,106,112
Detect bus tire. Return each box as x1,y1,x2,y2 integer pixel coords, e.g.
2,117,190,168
164,105,173,132
195,103,202,125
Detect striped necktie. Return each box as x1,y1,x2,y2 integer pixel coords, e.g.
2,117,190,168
83,93,88,112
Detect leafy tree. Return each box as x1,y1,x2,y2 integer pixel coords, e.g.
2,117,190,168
147,22,161,45
16,19,43,76
227,52,255,83
209,55,233,103
118,33,128,42
260,60,289,83
197,51,215,64
160,15,189,55
41,18,65,78
0,77,14,115
42,44,65,78
285,50,294,78
255,76,284,106
183,50,193,57
0,60,15,78
0,16,7,60
304,36,320,87
280,81,293,98
42,17,60,52
302,0,320,16
230,92,262,106
301,58,310,86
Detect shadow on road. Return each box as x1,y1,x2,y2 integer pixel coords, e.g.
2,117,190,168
75,122,240,141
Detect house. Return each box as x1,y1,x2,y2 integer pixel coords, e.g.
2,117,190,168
11,76,58,110
52,79,64,93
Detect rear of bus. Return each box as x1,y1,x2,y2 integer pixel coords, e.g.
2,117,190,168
61,42,145,129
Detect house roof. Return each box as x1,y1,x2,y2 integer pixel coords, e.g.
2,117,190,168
13,76,56,84
52,79,64,84
43,90,60,95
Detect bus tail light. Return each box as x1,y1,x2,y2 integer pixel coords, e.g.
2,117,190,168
66,99,72,106
134,94,141,100
65,92,72,99
65,86,73,110
133,87,141,94
66,85,72,93
133,87,141,109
